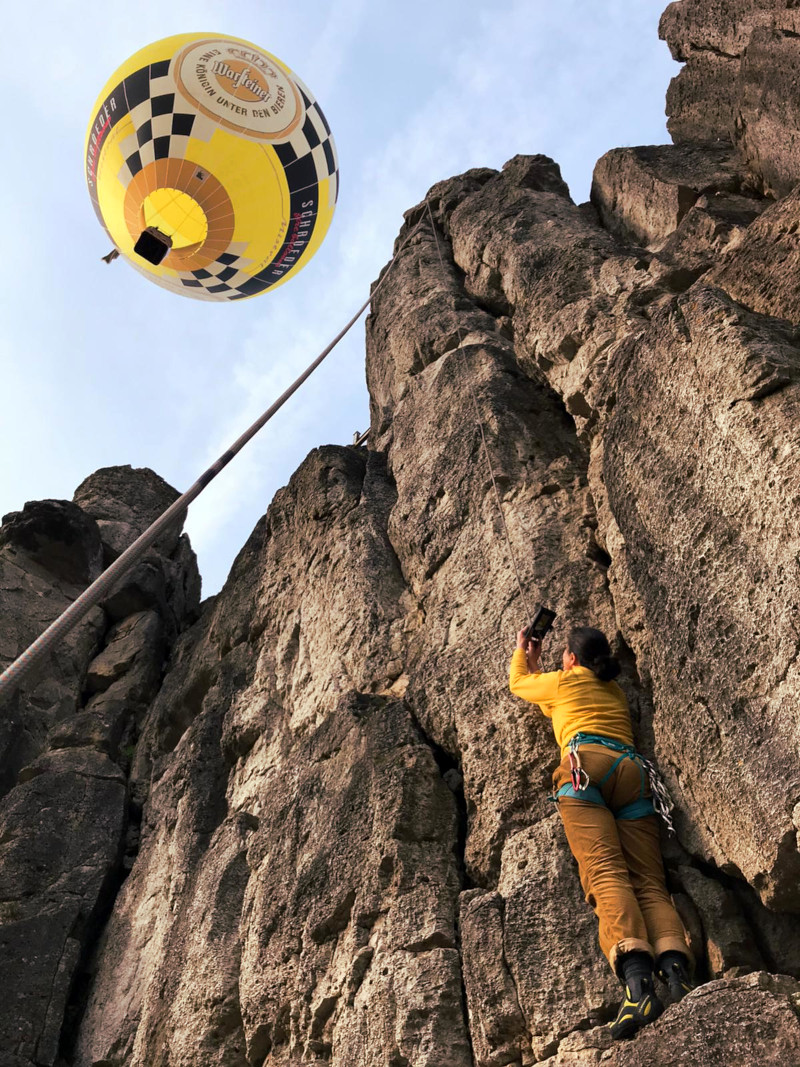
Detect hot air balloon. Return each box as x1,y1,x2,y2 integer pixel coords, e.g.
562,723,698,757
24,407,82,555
85,33,338,301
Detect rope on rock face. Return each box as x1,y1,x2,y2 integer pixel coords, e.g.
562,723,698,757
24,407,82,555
0,217,427,702
424,199,532,622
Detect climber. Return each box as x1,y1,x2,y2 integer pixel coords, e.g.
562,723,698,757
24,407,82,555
509,625,695,1040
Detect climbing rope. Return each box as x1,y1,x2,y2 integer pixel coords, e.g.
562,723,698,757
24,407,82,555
0,216,428,701
423,199,532,622
1,201,537,700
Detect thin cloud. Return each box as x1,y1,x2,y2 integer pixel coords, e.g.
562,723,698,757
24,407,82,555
3,0,676,600
301,0,371,100
183,0,674,592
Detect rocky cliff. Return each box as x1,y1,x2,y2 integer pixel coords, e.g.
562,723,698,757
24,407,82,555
3,2,800,1065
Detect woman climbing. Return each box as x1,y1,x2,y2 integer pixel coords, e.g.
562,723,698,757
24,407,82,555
509,624,694,1040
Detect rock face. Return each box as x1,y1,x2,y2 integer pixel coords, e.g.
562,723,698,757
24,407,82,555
0,467,200,1067
3,2,800,1065
660,0,800,196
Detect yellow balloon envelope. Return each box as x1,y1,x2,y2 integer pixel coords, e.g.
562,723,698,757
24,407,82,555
85,33,338,301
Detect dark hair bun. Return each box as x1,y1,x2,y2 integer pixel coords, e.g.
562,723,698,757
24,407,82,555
591,655,621,683
567,626,621,682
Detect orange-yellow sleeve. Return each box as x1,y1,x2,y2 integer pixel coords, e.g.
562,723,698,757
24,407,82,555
508,649,561,715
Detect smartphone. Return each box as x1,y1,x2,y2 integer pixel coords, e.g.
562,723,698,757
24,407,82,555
523,606,557,643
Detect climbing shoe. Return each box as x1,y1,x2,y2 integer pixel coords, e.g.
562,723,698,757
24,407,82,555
609,952,664,1041
608,982,664,1040
657,951,695,1003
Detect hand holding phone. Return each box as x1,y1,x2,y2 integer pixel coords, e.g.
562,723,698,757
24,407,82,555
516,606,556,672
522,606,557,643
516,628,537,650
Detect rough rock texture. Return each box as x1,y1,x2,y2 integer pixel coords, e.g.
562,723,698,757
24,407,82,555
431,149,800,912
0,499,106,800
537,974,800,1066
0,467,199,1067
3,3,800,1065
591,143,749,249
660,0,800,195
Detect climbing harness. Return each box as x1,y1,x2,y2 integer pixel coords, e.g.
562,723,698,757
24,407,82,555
424,200,533,624
551,732,676,832
0,214,429,701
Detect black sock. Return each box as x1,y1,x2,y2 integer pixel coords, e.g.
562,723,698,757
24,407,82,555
658,950,690,976
661,951,691,981
619,952,654,1000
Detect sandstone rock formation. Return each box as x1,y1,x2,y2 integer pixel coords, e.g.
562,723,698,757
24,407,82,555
660,0,800,195
0,468,200,1067
2,1,800,1065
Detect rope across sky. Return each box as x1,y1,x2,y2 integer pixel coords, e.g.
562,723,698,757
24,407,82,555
0,214,427,701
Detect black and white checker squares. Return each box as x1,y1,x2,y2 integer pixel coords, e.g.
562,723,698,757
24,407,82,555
179,250,255,298
273,90,339,206
105,55,339,300
117,61,209,183
118,65,338,207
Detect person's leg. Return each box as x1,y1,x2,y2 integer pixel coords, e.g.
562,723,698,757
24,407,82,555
609,951,664,1039
555,752,667,1039
657,950,695,1002
556,796,653,968
615,813,691,959
556,796,665,1040
606,758,693,969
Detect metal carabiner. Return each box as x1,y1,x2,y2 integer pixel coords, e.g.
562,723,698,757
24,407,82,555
569,749,589,792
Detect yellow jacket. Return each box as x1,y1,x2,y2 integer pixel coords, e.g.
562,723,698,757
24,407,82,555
508,648,633,757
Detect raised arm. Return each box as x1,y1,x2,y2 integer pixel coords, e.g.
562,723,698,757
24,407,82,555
509,629,561,707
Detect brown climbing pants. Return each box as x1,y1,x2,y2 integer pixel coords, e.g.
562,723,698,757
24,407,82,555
553,744,692,975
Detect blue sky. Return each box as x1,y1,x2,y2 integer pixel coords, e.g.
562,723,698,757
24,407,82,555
1,1,677,597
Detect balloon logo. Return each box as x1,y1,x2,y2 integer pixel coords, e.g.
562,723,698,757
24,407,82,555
85,33,339,301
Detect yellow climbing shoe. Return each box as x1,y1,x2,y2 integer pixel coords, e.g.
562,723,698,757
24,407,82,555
608,983,665,1040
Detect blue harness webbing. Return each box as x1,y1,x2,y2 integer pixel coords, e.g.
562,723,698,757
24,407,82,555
550,732,674,830
551,782,656,820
